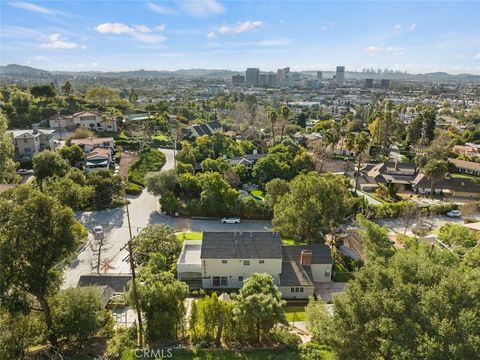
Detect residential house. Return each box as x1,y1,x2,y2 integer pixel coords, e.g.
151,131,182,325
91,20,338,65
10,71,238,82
228,150,266,170
413,173,480,199
177,232,333,299
7,128,56,158
85,148,111,173
449,158,480,177
49,111,118,132
359,161,418,192
70,137,115,172
181,121,223,139
70,137,115,153
452,144,479,157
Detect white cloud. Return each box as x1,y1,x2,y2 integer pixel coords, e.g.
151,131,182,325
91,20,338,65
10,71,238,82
41,33,82,49
180,0,225,17
365,46,404,56
96,23,135,34
256,38,291,46
474,53,480,60
395,24,402,30
132,33,166,44
207,32,217,40
147,2,177,15
10,1,53,15
410,23,417,31
218,20,262,34
134,25,152,33
95,22,166,43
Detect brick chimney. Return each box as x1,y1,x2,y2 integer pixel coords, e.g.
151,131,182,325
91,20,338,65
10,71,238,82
300,250,312,266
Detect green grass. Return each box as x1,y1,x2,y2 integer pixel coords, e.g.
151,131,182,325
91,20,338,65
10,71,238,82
123,348,301,360
284,305,306,322
451,172,479,181
128,148,166,186
282,238,307,245
176,231,203,241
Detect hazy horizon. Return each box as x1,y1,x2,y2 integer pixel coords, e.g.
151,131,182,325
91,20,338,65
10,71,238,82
1,1,480,74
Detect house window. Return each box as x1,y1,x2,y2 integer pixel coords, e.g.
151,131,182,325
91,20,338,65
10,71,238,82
238,276,243,282
325,268,331,278
222,260,228,264
300,287,304,293
243,260,250,266
213,276,220,286
291,287,295,293
213,276,228,287
259,260,265,264
23,138,28,143
295,287,299,293
24,147,31,153
220,277,228,287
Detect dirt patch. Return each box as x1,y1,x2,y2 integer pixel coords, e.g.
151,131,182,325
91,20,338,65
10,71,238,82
118,151,138,179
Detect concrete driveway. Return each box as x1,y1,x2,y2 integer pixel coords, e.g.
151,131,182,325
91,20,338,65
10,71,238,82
63,148,272,288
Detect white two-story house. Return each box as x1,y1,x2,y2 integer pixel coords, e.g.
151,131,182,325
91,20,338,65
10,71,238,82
49,111,118,133
7,128,56,158
177,232,333,299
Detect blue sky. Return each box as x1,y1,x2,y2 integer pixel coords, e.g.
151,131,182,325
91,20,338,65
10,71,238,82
1,1,479,73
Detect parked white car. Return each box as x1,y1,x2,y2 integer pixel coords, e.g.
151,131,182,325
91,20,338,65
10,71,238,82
446,210,461,218
16,168,33,175
221,217,241,224
93,226,104,234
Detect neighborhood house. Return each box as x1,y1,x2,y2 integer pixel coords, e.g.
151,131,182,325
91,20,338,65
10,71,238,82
7,128,56,158
49,111,118,133
177,232,333,299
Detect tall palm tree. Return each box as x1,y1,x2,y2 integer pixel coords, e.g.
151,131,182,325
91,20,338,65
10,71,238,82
267,109,278,145
344,132,357,175
280,105,290,142
422,160,449,198
354,131,370,193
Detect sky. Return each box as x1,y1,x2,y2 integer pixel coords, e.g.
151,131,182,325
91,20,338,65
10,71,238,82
1,0,480,74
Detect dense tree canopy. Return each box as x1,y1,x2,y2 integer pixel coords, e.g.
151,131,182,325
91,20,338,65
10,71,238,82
273,172,353,242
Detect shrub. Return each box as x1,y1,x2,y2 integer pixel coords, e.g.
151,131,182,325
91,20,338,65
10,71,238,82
128,148,166,186
125,182,142,195
372,201,414,219
429,202,457,215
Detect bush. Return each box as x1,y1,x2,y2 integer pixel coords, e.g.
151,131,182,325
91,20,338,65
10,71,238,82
429,202,457,215
372,201,414,219
151,133,173,148
300,341,333,360
128,148,166,186
125,182,142,195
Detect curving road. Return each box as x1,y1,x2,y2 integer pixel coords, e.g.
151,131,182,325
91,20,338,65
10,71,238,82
63,148,271,288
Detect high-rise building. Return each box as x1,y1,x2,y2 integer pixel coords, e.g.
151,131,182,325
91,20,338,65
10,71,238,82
259,73,268,87
276,67,290,83
381,79,390,89
316,71,323,80
232,74,245,85
336,66,345,86
245,68,260,86
267,73,277,87
365,78,374,88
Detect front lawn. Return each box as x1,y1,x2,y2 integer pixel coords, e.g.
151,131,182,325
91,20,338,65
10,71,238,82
176,231,203,241
128,148,166,186
284,305,306,322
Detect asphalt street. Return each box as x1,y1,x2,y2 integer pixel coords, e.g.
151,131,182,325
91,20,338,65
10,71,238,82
63,148,272,288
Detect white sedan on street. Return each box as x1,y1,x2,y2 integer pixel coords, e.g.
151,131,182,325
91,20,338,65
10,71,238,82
221,217,241,224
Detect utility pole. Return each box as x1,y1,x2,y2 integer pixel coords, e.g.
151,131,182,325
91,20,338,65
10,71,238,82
124,182,144,347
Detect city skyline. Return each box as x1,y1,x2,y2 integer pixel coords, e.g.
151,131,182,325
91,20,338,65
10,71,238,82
1,1,480,74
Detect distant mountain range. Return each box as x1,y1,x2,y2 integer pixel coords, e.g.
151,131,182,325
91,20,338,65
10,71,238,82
1,63,480,83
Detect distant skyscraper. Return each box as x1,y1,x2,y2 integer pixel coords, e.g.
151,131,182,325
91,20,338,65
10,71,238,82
276,67,290,83
316,71,323,80
232,74,245,85
245,68,260,86
259,73,268,87
336,66,345,86
267,73,277,87
381,79,390,89
365,78,374,88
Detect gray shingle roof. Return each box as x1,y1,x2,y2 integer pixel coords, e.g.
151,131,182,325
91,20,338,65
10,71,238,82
201,231,283,259
77,273,132,293
282,244,333,264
